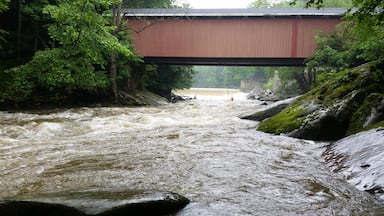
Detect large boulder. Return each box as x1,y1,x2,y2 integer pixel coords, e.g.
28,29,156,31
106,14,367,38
323,127,384,200
0,190,190,216
257,60,384,141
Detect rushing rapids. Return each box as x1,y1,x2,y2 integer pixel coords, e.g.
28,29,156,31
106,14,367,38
0,89,383,215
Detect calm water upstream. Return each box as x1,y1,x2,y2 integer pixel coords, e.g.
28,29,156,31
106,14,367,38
0,88,383,215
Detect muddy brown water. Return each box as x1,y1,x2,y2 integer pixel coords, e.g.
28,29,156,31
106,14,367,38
1,89,383,215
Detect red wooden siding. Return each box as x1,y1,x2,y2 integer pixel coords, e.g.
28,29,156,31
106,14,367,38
127,17,340,58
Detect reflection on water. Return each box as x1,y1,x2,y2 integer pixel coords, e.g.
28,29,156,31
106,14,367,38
0,88,383,215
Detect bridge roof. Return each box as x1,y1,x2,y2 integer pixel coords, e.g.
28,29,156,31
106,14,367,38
123,8,346,18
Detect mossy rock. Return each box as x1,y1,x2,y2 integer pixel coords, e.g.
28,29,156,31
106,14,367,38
257,59,384,141
256,102,304,134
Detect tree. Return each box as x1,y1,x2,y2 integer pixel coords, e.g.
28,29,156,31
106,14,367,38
0,0,9,11
0,0,10,47
288,0,351,8
111,3,123,102
43,0,132,97
0,0,134,106
0,0,199,107
305,22,365,74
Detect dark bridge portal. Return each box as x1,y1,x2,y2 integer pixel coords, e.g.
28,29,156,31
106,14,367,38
125,8,344,66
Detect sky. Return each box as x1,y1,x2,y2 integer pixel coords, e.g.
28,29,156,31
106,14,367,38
178,0,254,9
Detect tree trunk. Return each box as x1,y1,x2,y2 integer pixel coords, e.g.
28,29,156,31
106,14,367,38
110,51,118,102
110,3,122,103
17,0,22,59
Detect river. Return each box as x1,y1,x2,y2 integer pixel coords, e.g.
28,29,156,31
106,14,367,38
0,88,383,215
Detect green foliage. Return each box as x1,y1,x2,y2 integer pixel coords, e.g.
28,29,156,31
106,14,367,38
0,0,10,47
43,0,131,61
306,23,364,75
306,8,383,81
288,0,351,8
0,0,138,107
1,0,197,107
0,0,10,12
296,0,384,89
0,47,109,104
0,66,34,104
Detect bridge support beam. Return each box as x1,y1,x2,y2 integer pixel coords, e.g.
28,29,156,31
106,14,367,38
143,57,306,66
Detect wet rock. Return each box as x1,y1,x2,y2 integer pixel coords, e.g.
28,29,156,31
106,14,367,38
324,127,384,200
0,201,85,216
257,60,384,141
239,96,299,121
0,190,190,216
246,86,265,100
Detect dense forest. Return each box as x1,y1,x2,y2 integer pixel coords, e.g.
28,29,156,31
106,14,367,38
0,0,194,109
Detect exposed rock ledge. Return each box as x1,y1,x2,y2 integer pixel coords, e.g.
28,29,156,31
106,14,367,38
323,127,384,200
0,190,190,216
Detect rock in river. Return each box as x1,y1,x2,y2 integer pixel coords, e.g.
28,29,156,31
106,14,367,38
0,190,190,216
239,96,299,121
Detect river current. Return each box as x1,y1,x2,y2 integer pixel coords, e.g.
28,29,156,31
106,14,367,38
0,89,383,215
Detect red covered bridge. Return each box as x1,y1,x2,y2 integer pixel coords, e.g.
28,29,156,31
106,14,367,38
124,8,345,66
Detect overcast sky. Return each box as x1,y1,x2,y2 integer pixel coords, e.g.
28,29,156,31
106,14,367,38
178,0,254,8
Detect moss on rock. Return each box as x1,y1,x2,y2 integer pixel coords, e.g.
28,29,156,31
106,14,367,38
257,104,304,134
